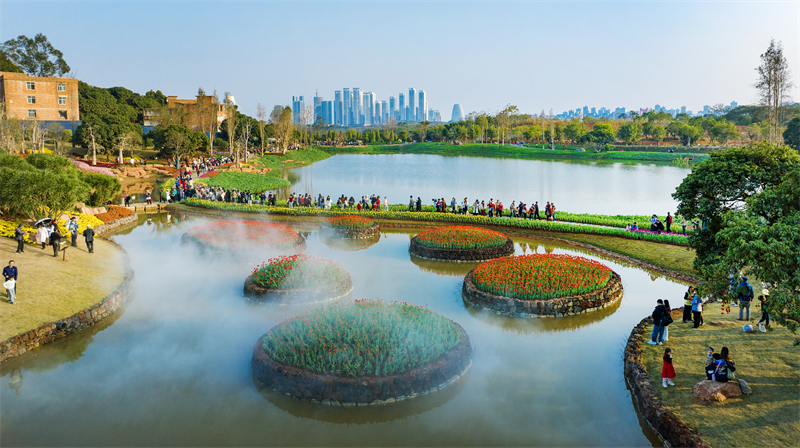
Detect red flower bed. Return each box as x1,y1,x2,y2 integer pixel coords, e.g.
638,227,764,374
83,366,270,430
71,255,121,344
251,255,347,289
472,254,612,300
415,226,508,249
185,220,302,250
94,206,134,224
327,215,375,229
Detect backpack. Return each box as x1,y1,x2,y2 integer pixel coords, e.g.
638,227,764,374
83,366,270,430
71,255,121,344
661,312,674,326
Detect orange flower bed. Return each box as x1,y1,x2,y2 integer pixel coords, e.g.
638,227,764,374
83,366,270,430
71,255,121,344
94,205,134,224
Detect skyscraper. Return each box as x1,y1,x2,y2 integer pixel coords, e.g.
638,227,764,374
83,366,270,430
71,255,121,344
353,88,362,125
408,88,417,122
418,90,427,121
342,88,351,126
450,104,464,122
334,90,342,125
313,91,323,123
381,100,388,123
399,93,406,121
292,95,305,124
389,97,396,121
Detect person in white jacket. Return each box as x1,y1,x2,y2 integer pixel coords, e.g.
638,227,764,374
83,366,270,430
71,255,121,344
383,196,389,211
36,224,49,250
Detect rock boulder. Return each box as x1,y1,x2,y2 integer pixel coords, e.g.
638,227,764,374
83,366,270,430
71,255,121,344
693,380,742,402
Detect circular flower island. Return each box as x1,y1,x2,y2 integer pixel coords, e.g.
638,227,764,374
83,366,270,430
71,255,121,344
409,226,514,262
243,255,353,304
462,254,623,317
252,300,473,406
319,215,380,239
181,220,306,253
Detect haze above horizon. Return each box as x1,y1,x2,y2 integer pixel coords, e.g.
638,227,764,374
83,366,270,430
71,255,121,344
2,1,798,118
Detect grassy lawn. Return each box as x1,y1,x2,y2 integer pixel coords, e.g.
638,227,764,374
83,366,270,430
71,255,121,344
319,142,708,163
0,237,127,341
641,309,800,448
248,147,330,173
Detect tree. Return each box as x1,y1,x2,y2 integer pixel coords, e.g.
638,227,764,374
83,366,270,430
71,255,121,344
196,87,218,152
270,105,293,153
755,39,794,144
712,167,800,339
224,92,237,161
0,50,22,73
678,124,704,146
82,172,122,206
710,121,739,146
617,123,642,145
783,117,800,151
1,33,70,77
476,115,489,144
672,142,800,272
651,126,667,146
417,121,430,142
256,103,267,154
563,122,587,143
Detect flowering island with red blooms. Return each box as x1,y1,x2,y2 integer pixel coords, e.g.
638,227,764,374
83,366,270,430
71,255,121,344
263,299,462,377
326,215,375,229
251,255,347,289
184,220,302,250
472,254,613,300
415,226,509,250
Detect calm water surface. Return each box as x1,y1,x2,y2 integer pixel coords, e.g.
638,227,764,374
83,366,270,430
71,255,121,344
286,154,691,215
0,213,688,446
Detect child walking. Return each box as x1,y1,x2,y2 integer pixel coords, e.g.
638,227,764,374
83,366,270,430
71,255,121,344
662,348,676,388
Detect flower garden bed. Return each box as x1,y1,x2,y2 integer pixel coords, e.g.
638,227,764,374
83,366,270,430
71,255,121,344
251,300,473,405
243,255,353,304
409,226,514,261
181,220,306,253
319,215,380,239
462,254,623,317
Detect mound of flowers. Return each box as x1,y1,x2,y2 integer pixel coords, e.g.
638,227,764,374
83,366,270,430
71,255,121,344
244,255,353,303
251,300,473,405
409,226,513,261
182,220,305,252
320,215,379,239
95,205,134,224
463,254,623,317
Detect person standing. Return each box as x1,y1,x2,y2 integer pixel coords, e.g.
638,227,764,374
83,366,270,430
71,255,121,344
737,276,754,321
49,226,62,257
533,202,540,220
83,225,95,254
68,216,79,247
145,189,152,205
3,260,17,305
682,290,693,323
661,348,676,388
384,196,389,212
14,223,25,253
36,223,48,250
691,288,704,328
757,290,770,332
662,300,672,341
408,196,414,212
666,212,673,233
648,299,667,345
681,216,687,235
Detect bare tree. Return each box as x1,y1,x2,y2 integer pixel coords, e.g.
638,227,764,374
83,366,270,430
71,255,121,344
256,103,267,154
241,119,252,163
300,105,315,147
383,116,398,145
196,87,219,152
270,105,294,154
755,39,794,143
224,92,238,165
540,109,546,146
0,101,22,153
46,122,67,155
87,125,98,165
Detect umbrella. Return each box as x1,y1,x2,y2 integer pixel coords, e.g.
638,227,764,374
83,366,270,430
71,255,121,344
34,218,53,227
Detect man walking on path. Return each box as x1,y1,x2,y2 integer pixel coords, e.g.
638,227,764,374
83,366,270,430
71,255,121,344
83,225,95,253
14,224,25,253
68,217,79,247
3,260,17,305
49,227,62,257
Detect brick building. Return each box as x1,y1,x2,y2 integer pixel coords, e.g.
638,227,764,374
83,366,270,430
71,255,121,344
144,94,230,131
0,72,79,122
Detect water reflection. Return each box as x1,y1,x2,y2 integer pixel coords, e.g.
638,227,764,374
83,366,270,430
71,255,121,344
319,233,381,252
253,372,469,425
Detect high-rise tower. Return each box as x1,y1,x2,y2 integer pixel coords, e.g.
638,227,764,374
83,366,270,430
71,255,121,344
450,104,464,122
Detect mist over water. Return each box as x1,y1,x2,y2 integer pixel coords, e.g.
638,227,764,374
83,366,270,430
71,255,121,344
0,213,683,446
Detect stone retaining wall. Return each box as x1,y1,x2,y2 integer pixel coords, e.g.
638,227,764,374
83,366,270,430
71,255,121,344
243,274,353,305
319,222,380,239
94,214,138,238
462,271,623,317
0,272,136,363
624,311,710,448
252,324,473,406
409,238,514,262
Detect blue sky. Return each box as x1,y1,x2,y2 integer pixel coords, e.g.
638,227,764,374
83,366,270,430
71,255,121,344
3,1,798,119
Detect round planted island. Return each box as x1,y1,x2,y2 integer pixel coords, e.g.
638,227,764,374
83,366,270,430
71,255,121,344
462,254,622,317
319,215,380,239
181,220,306,254
243,255,353,304
252,300,473,406
409,226,514,262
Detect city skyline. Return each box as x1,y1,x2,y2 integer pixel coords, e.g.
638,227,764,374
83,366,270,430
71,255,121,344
2,2,797,119
290,87,443,125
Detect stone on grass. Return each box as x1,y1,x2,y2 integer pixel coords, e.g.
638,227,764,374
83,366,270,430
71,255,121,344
693,380,742,402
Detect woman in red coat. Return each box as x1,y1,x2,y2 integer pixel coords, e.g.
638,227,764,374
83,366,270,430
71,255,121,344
662,348,676,388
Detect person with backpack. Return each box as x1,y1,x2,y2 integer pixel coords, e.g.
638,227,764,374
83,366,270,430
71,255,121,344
662,300,673,341
712,347,736,382
737,277,754,321
648,299,668,345
691,287,704,328
758,290,770,332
